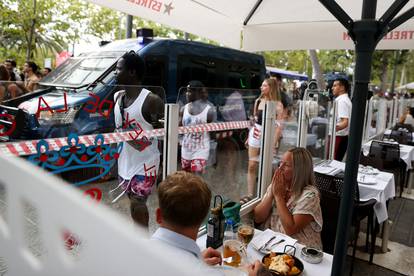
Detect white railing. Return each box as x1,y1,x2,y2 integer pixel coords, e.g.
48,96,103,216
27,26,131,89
0,155,201,276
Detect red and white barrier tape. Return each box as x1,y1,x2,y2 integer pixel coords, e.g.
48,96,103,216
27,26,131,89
0,120,250,156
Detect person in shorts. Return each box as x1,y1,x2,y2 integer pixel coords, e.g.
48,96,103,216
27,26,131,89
112,51,164,227
180,81,216,174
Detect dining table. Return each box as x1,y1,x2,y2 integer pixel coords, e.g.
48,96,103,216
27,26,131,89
197,229,333,276
313,159,395,252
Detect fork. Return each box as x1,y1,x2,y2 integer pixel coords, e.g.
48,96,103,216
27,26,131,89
259,236,276,251
267,239,286,250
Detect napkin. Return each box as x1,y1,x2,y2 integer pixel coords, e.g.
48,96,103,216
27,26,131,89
314,165,342,176
251,229,297,254
357,174,377,184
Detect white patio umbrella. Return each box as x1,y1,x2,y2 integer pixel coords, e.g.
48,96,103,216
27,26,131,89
89,0,414,51
87,1,414,275
398,82,414,89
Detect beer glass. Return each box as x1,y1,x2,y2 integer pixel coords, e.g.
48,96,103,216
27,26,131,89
222,239,243,267
237,222,255,249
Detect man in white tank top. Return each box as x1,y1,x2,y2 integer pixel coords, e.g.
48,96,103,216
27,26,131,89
113,51,164,227
180,81,216,174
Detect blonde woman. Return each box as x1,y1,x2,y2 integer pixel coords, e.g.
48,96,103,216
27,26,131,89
244,78,283,199
254,147,322,249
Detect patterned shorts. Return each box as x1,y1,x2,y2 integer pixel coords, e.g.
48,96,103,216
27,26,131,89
118,174,156,199
181,158,207,174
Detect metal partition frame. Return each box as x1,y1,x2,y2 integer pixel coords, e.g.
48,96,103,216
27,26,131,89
328,101,337,160
241,101,276,215
297,100,307,148
162,104,179,179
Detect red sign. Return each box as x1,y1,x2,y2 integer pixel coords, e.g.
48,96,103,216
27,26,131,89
56,51,72,67
343,30,414,41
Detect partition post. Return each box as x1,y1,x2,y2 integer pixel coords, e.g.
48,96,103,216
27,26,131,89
328,101,337,160
162,104,179,179
297,100,308,148
257,101,276,198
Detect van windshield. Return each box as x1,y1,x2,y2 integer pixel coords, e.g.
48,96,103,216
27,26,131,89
39,51,124,88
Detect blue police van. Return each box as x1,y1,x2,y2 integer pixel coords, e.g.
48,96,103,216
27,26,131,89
0,29,265,140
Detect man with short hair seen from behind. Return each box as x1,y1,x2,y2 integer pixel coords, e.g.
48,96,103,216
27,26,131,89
152,171,265,276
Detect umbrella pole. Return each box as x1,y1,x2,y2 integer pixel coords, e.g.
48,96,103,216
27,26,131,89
332,21,376,276
319,0,414,275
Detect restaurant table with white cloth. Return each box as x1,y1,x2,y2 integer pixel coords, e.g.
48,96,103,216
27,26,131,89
197,229,333,276
314,160,395,253
314,160,395,224
361,140,414,170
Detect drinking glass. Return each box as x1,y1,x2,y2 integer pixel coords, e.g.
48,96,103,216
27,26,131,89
237,222,255,249
222,239,243,267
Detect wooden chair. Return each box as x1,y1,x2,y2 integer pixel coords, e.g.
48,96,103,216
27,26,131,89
314,172,377,275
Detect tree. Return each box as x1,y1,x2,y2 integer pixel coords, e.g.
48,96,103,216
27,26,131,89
0,0,90,64
308,50,325,89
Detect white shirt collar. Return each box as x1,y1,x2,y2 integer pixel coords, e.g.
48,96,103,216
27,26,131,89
151,227,201,259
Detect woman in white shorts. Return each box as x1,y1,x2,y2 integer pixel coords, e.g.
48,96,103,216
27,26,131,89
245,78,284,199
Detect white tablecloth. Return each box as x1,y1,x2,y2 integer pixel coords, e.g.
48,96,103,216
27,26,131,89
314,160,395,224
361,140,414,170
197,230,333,276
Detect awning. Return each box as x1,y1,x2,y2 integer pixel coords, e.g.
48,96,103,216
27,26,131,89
88,0,414,51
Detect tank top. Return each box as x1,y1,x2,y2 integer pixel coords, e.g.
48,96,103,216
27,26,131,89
181,103,211,160
114,88,160,179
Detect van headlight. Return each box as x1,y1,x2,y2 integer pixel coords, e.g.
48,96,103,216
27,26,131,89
38,108,77,124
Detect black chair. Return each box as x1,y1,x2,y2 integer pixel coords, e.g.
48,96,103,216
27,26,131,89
314,172,377,275
392,123,414,133
384,129,412,145
368,140,406,197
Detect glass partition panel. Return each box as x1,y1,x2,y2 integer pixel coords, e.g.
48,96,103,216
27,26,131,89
303,91,330,161
376,98,388,134
385,99,393,129
277,89,300,159
365,97,380,139
177,86,263,209
0,84,166,236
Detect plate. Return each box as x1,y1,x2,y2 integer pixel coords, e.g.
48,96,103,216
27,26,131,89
262,252,303,276
357,174,377,185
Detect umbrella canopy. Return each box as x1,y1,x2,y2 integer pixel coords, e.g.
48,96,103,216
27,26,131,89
89,0,414,51
398,82,414,89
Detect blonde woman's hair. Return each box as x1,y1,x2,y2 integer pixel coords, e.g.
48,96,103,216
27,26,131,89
289,147,316,199
261,78,281,102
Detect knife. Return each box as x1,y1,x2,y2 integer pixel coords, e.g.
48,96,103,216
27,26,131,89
259,236,276,251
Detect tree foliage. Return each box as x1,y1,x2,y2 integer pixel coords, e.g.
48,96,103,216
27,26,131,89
0,0,91,65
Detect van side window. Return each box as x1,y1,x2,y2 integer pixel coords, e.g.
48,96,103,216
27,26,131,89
143,55,167,102
143,55,167,87
178,55,263,90
228,63,262,89
177,55,219,88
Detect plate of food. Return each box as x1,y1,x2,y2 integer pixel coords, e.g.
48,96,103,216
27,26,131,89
358,166,379,175
262,246,303,276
